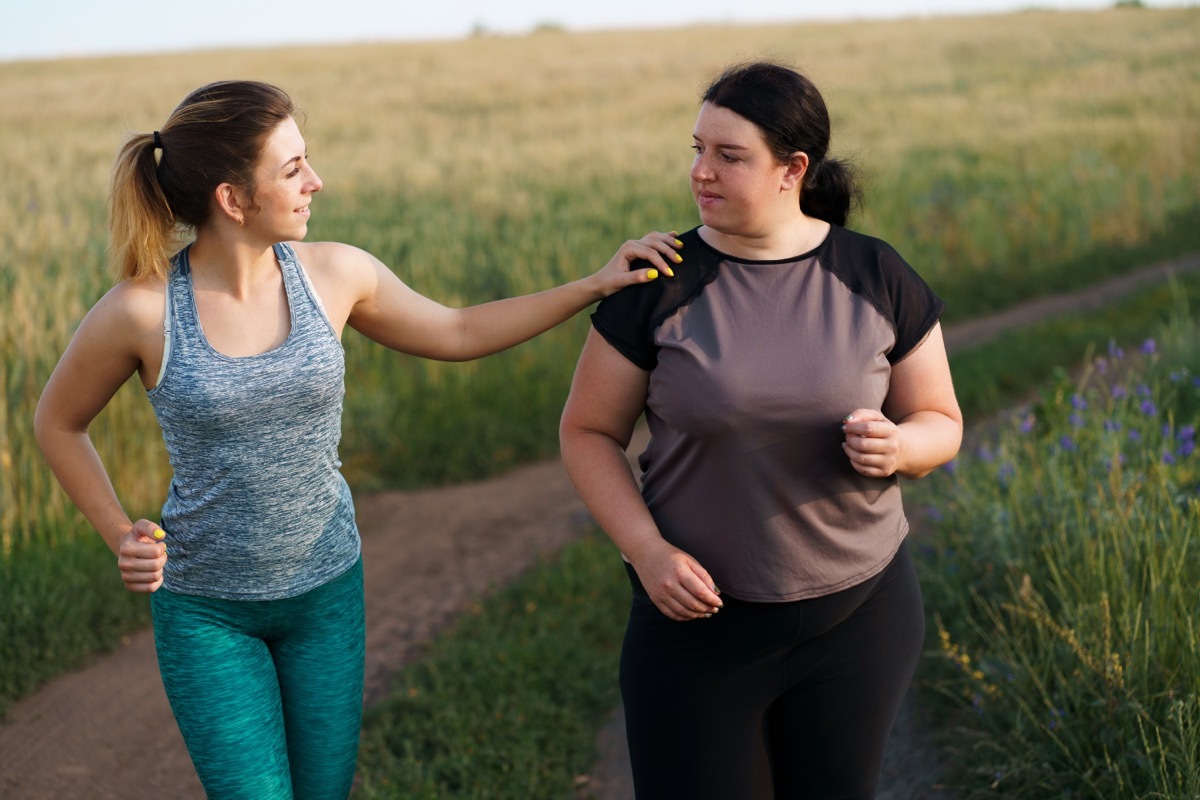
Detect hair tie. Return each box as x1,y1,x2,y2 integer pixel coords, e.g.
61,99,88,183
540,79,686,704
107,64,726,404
153,131,163,150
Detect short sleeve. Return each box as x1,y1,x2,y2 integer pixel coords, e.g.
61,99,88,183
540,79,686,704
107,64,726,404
821,226,945,365
589,227,723,371
881,246,945,364
590,276,663,371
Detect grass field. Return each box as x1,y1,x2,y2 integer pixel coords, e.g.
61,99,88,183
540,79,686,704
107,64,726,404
1,4,1198,782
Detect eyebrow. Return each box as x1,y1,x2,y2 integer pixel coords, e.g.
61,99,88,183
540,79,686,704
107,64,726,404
279,154,305,172
692,135,750,150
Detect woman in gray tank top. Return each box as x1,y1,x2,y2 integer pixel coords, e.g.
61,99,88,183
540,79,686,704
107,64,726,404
34,80,683,800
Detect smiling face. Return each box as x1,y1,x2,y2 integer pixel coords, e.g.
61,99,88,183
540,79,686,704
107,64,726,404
244,116,323,241
690,102,799,239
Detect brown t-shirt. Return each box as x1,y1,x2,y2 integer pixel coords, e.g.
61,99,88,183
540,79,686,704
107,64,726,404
591,225,945,601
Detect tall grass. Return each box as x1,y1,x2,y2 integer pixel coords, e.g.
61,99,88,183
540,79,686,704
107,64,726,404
354,534,629,799
1,8,1198,711
914,308,1200,796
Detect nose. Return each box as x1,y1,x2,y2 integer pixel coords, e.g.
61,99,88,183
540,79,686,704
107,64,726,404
690,153,712,184
306,164,323,193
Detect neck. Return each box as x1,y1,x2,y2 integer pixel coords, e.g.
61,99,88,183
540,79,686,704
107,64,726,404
701,213,831,261
187,232,281,299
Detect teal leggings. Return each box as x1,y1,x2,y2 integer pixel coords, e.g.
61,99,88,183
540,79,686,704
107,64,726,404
151,558,365,800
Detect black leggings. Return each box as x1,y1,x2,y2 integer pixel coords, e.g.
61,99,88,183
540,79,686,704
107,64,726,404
620,543,924,800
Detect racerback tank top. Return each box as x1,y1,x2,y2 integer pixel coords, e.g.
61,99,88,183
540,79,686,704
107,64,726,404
147,242,360,600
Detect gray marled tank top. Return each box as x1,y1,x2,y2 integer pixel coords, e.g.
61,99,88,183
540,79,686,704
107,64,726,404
148,242,360,600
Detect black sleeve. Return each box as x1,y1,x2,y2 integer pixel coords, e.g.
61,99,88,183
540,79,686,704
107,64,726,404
824,227,945,364
880,243,945,364
589,227,720,371
590,272,664,371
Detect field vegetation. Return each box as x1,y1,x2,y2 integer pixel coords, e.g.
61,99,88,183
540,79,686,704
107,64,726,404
1,6,1198,794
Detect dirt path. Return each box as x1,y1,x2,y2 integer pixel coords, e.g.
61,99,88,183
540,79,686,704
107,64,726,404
2,252,1196,799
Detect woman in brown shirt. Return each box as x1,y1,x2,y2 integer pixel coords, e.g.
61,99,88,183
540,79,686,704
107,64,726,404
560,61,962,799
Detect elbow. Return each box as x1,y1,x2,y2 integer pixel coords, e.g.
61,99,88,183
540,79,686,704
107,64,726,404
32,396,54,454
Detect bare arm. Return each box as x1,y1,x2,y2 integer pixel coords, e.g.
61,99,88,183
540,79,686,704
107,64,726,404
559,329,722,621
33,284,168,591
841,323,963,480
329,233,683,360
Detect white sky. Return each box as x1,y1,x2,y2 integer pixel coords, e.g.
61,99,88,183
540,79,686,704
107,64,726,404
1,0,1193,62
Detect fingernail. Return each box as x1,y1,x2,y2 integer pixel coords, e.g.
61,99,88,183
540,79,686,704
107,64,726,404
153,528,166,540
843,414,855,422
674,239,683,247
704,612,713,618
674,253,683,263
664,267,675,277
646,269,659,280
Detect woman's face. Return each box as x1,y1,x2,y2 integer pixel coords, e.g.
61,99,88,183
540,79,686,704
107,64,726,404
245,116,323,241
690,102,793,237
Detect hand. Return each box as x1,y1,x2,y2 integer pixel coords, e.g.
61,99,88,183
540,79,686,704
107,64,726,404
630,539,723,621
590,231,683,298
116,519,168,593
841,408,902,478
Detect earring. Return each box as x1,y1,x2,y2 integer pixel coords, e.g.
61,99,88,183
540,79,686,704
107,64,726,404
237,216,245,227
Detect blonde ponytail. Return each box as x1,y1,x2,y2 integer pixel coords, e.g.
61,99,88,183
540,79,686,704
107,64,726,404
107,132,176,282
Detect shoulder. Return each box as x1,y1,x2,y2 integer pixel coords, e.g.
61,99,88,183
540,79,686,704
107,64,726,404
288,240,385,299
288,240,378,278
63,277,168,367
824,225,910,272
93,277,166,333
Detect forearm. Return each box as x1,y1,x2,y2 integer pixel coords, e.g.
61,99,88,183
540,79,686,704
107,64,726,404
35,427,134,554
560,427,665,564
447,276,603,361
895,410,963,480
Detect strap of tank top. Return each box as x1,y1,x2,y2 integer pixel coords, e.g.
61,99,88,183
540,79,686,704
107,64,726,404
155,274,174,388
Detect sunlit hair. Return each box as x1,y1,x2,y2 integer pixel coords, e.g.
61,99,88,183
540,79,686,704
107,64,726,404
107,80,296,282
703,61,861,227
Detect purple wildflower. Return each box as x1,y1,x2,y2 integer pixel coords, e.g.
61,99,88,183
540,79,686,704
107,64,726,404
1108,340,1125,359
1141,339,1157,356
1111,385,1128,400
1060,435,1077,452
997,462,1015,487
1071,394,1088,411
1141,400,1158,417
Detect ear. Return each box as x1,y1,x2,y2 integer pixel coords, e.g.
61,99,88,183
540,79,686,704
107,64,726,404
780,152,810,192
213,182,249,226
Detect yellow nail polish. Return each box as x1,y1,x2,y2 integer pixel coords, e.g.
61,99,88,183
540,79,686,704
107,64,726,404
664,267,675,277
674,253,683,262
153,528,165,540
646,269,659,280
674,239,683,247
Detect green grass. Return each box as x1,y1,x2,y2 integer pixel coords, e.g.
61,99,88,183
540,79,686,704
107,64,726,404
0,535,152,716
911,315,1200,796
950,270,1200,419
353,535,628,799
